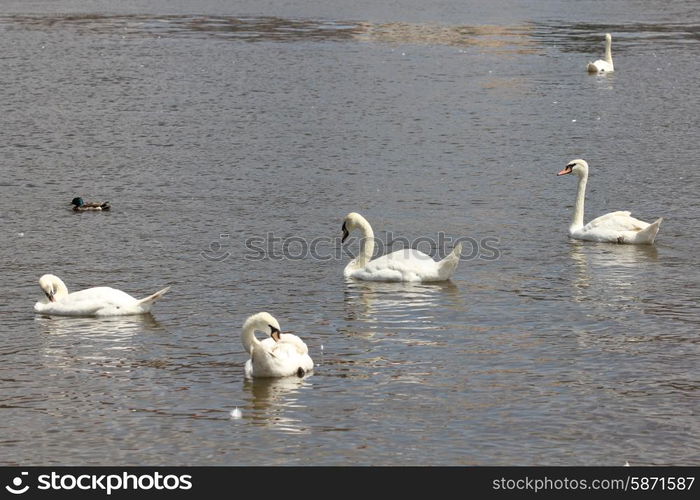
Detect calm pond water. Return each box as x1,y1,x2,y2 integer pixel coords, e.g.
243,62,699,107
0,0,698,465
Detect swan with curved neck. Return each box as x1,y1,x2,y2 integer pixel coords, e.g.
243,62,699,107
34,274,170,316
341,212,462,282
557,159,662,244
587,33,614,73
241,312,313,378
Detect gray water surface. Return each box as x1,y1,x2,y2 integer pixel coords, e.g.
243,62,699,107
1,0,698,465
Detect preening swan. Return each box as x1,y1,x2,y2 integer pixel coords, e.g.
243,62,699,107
34,274,170,316
587,33,614,73
241,312,314,378
341,212,462,282
557,159,662,244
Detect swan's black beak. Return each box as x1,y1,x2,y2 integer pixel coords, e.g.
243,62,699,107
557,165,574,176
270,326,281,342
341,222,349,243
45,290,55,302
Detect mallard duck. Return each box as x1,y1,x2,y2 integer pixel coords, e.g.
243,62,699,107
71,197,110,211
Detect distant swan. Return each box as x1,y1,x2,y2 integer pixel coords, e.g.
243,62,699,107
557,159,662,244
34,274,170,316
587,33,614,73
241,312,314,378
341,212,462,282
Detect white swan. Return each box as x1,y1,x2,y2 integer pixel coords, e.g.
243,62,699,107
341,212,462,282
557,159,662,244
587,33,614,73
241,312,314,378
34,274,171,316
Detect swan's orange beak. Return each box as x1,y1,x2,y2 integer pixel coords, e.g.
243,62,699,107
557,165,573,176
271,327,282,342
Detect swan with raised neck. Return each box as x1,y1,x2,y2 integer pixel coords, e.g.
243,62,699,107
587,33,614,73
557,159,662,244
341,212,462,282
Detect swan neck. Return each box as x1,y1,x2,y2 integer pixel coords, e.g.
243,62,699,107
572,172,588,231
55,283,69,299
605,38,612,64
241,324,261,354
356,218,375,267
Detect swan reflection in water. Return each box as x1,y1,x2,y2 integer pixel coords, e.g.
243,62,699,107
336,280,464,384
568,241,662,350
569,240,659,301
343,279,460,337
36,312,163,337
239,376,312,434
35,313,164,371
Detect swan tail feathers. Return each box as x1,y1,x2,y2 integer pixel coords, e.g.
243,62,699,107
638,218,662,244
437,243,462,280
135,286,171,310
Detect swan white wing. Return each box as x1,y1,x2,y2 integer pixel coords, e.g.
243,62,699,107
352,249,440,282
275,333,309,356
249,338,313,378
65,287,138,304
273,343,314,375
258,337,278,351
584,211,649,232
271,342,307,362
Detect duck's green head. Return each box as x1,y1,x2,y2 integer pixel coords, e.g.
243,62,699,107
71,197,84,207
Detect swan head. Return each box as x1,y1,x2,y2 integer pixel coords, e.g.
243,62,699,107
605,33,612,44
71,197,84,207
557,159,588,178
243,312,282,341
341,212,368,242
38,274,69,302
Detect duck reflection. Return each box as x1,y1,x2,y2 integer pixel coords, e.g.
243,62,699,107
240,376,312,434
